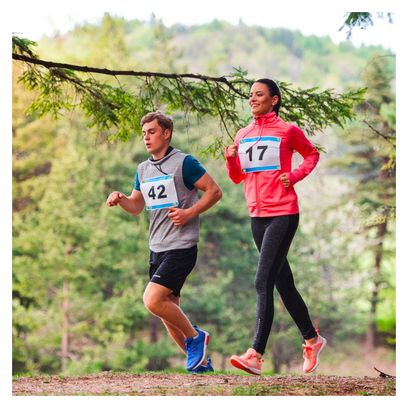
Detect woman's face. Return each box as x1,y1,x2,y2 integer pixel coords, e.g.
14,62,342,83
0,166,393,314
248,82,278,116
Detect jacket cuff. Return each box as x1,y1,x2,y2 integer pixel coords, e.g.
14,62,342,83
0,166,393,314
288,172,298,185
226,155,239,167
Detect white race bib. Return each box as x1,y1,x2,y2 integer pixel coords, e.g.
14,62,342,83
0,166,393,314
238,136,281,173
140,174,179,211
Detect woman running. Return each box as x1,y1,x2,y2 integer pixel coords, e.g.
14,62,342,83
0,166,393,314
225,78,326,375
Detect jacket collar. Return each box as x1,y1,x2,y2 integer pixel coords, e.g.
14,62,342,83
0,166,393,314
253,111,278,125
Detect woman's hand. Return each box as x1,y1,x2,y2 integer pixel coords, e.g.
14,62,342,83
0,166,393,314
279,173,290,188
226,145,238,158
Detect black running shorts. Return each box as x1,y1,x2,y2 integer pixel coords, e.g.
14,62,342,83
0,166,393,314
148,245,198,297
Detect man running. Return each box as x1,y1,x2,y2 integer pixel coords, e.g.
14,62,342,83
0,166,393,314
106,111,222,373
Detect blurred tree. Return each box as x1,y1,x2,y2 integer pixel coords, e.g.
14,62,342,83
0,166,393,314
12,15,395,375
330,54,395,349
12,63,64,214
13,133,151,373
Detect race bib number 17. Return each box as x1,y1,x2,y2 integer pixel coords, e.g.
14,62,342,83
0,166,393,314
140,174,179,210
239,136,281,173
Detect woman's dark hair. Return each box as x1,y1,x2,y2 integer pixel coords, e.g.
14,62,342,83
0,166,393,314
254,78,281,116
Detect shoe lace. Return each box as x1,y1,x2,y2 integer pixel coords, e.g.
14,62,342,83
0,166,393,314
185,336,199,353
303,345,314,359
244,349,264,363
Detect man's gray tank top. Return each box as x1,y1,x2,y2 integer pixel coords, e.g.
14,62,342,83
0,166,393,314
137,148,199,252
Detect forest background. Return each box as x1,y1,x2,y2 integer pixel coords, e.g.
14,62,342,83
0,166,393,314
11,13,396,377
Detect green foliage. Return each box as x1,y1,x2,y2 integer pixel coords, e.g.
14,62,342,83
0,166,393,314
340,13,393,39
13,30,365,154
12,15,395,376
332,54,396,223
13,135,151,374
326,53,395,348
282,84,365,135
12,36,38,57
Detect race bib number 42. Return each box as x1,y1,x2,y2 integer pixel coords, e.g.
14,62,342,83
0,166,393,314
239,136,281,173
140,174,179,210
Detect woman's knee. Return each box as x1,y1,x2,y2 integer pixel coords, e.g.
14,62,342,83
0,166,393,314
254,276,268,293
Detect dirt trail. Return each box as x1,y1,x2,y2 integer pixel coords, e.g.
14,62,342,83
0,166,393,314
12,372,396,396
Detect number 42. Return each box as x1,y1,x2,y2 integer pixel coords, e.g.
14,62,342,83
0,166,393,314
148,185,167,200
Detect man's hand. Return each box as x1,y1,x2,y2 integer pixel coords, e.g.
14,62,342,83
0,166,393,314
279,173,290,188
106,191,124,207
167,207,194,226
226,145,238,158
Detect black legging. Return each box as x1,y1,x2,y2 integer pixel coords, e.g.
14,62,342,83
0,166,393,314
251,214,316,354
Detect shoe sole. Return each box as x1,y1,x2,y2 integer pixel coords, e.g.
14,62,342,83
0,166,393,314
304,336,327,374
191,331,210,370
230,356,261,375
188,368,214,374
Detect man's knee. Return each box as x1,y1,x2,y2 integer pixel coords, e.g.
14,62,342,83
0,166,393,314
143,290,162,315
143,285,174,315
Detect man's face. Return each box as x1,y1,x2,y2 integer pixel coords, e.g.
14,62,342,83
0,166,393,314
142,119,171,155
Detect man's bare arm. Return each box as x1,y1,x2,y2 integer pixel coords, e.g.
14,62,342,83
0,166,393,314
167,173,222,226
106,189,145,216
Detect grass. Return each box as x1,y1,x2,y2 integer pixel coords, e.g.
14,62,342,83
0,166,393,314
12,372,34,379
126,368,268,376
232,384,284,396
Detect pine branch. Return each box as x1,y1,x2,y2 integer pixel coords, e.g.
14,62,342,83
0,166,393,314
363,120,396,147
12,36,365,153
12,53,249,98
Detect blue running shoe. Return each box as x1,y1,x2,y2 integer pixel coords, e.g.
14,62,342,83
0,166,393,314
188,357,214,374
185,326,210,370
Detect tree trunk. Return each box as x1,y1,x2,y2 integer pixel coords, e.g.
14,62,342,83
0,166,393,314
272,346,283,374
61,278,70,372
149,316,159,343
221,354,227,371
366,220,387,350
146,317,167,370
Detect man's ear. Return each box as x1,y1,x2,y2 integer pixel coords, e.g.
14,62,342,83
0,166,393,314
164,128,172,141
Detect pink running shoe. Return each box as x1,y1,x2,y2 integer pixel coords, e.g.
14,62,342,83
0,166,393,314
230,348,263,375
303,333,327,374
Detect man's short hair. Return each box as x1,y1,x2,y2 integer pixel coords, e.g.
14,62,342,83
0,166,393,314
140,111,174,135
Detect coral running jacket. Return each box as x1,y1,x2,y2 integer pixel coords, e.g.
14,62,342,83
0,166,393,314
225,112,319,217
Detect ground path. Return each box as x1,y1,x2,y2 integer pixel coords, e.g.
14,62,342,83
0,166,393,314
12,372,396,396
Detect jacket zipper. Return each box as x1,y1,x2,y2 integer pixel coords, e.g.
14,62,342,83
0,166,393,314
255,118,265,215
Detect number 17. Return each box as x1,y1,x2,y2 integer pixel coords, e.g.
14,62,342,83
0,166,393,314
245,145,268,161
